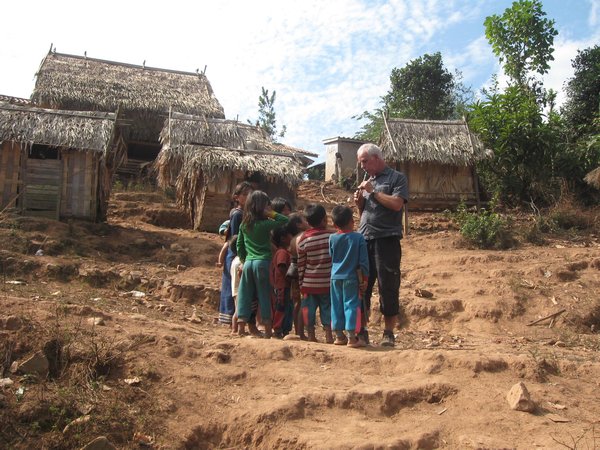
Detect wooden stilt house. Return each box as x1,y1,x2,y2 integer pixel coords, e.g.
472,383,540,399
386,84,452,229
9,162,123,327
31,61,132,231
0,101,125,221
30,51,225,181
380,118,488,210
157,112,315,232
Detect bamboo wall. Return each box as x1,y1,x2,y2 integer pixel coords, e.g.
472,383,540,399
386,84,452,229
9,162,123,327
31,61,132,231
61,150,99,220
196,170,297,233
197,171,237,232
397,161,479,209
0,142,101,220
0,142,21,210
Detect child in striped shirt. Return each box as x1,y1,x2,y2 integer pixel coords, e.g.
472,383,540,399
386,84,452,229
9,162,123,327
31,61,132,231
297,204,333,343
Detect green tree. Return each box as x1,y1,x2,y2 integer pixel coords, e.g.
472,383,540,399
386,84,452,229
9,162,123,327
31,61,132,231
353,108,385,144
469,80,560,204
469,1,572,206
484,0,557,86
354,52,470,141
561,45,600,137
559,46,600,204
252,87,287,141
384,52,457,120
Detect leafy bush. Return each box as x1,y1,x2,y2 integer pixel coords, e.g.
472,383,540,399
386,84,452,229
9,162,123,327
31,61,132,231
453,203,512,249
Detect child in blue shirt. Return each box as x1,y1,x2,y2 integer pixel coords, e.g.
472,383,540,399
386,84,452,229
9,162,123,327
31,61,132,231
328,205,369,348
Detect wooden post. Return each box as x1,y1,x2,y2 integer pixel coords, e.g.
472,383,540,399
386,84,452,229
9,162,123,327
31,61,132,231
381,112,408,236
463,118,481,208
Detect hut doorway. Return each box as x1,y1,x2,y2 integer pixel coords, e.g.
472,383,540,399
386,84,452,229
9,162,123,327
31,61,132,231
23,144,62,219
117,141,161,188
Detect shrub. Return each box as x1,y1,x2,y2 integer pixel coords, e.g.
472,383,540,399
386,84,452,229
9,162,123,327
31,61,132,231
453,203,512,249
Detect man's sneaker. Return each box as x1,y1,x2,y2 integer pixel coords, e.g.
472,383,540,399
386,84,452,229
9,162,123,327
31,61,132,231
380,331,395,347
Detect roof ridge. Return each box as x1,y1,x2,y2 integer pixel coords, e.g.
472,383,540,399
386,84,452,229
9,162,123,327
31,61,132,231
48,51,205,78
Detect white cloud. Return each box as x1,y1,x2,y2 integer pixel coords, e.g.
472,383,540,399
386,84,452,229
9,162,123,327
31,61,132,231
589,0,600,26
0,0,596,163
447,36,495,85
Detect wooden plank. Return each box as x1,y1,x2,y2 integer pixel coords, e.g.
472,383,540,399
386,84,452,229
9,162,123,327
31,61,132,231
0,143,8,199
72,152,81,216
90,155,99,221
0,143,10,206
56,155,63,220
5,144,17,206
26,200,58,209
25,210,58,219
22,157,61,217
23,191,59,199
19,146,28,213
60,153,69,216
26,159,60,170
83,152,93,217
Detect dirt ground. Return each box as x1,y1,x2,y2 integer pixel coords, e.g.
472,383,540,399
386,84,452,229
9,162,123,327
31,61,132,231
1,182,599,450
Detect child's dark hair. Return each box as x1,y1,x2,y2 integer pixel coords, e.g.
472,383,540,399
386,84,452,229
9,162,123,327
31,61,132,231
271,197,292,214
231,181,253,207
304,203,326,227
286,212,305,235
331,205,353,228
242,190,270,230
271,226,291,248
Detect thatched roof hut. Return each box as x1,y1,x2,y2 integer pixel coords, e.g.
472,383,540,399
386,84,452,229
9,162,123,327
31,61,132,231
380,118,488,209
31,51,225,147
157,112,315,231
380,118,487,166
584,167,600,189
0,101,125,220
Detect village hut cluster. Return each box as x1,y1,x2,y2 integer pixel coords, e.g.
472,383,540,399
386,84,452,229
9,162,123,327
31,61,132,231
0,48,316,225
5,47,592,226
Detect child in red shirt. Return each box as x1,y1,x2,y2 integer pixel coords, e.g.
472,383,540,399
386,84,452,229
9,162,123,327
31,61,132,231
270,226,293,338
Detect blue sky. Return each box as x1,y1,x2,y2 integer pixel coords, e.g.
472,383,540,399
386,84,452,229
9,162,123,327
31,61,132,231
1,1,598,163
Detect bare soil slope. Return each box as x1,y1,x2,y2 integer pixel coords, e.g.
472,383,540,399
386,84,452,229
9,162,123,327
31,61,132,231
1,185,599,449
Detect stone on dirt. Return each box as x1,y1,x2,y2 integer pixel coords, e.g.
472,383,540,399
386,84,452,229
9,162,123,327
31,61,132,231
3,315,23,330
80,436,117,450
17,351,49,377
507,381,536,412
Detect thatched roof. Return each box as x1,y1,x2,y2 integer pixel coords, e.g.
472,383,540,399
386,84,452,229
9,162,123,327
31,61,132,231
157,112,309,189
0,101,119,153
31,52,225,119
380,118,487,166
163,112,316,158
584,167,600,189
0,95,31,106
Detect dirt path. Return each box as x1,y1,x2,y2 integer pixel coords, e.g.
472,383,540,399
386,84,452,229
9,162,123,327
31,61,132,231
1,187,599,449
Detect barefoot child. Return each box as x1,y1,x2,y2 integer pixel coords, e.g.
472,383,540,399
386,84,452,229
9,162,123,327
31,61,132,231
297,204,334,343
270,226,293,338
286,212,309,339
236,190,289,337
229,235,241,334
328,205,369,348
218,182,253,326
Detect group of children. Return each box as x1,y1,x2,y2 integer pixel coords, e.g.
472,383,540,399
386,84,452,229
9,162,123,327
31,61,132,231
217,182,370,348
